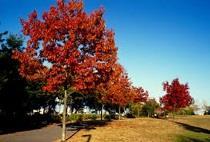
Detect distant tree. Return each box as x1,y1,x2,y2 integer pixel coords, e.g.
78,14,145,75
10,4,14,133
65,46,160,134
101,64,132,119
175,99,199,115
141,98,159,117
190,103,200,114
204,106,210,115
25,81,58,116
68,92,84,114
12,0,117,141
129,86,148,117
131,86,148,103
202,101,210,115
84,93,102,114
160,78,193,118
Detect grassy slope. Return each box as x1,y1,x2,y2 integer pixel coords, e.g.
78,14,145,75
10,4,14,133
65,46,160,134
66,115,210,142
173,115,210,142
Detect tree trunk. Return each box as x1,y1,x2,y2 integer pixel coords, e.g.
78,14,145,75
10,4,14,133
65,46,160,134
173,105,175,119
101,103,103,121
61,89,67,142
118,106,121,120
124,107,126,117
164,111,166,118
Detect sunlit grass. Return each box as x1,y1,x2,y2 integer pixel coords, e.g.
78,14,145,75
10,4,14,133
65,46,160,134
57,115,210,142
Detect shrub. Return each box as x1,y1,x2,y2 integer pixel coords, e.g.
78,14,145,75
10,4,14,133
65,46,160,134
176,107,195,115
89,114,97,120
77,114,83,122
67,114,100,122
104,114,111,120
68,114,81,121
126,113,136,118
104,113,119,120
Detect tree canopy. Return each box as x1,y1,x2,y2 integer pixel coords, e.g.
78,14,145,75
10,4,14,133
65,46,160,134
160,78,193,112
13,0,117,94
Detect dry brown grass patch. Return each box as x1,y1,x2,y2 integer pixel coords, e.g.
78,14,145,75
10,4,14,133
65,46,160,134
67,118,183,142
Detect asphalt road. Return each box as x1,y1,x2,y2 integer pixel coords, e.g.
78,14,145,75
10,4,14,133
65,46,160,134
0,124,78,142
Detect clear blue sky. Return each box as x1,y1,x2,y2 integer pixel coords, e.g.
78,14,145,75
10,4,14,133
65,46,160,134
0,0,210,105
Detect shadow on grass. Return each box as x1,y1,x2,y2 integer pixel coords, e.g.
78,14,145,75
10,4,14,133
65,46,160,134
63,120,111,130
65,129,81,141
64,120,111,141
177,135,210,142
82,134,92,142
173,121,210,135
170,120,210,142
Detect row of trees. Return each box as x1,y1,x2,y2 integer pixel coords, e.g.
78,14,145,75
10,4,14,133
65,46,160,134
0,0,194,141
0,27,148,133
0,30,194,136
2,0,149,141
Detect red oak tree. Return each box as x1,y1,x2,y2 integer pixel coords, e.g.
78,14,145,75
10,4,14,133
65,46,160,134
12,0,117,141
131,86,148,104
160,78,193,117
98,63,149,119
99,63,133,119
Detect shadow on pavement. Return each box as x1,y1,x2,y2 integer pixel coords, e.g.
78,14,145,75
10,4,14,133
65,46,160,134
0,114,58,135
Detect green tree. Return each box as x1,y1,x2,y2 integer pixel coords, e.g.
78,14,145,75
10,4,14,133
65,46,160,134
0,32,28,126
0,32,58,131
141,98,159,117
129,103,143,117
25,81,58,116
203,102,210,115
68,92,85,114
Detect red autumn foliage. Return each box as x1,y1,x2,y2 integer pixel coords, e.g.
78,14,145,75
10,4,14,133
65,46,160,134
99,63,132,107
160,78,193,111
12,0,117,93
131,86,148,104
99,63,148,107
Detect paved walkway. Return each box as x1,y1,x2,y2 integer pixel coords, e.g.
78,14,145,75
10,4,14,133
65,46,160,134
0,124,78,142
